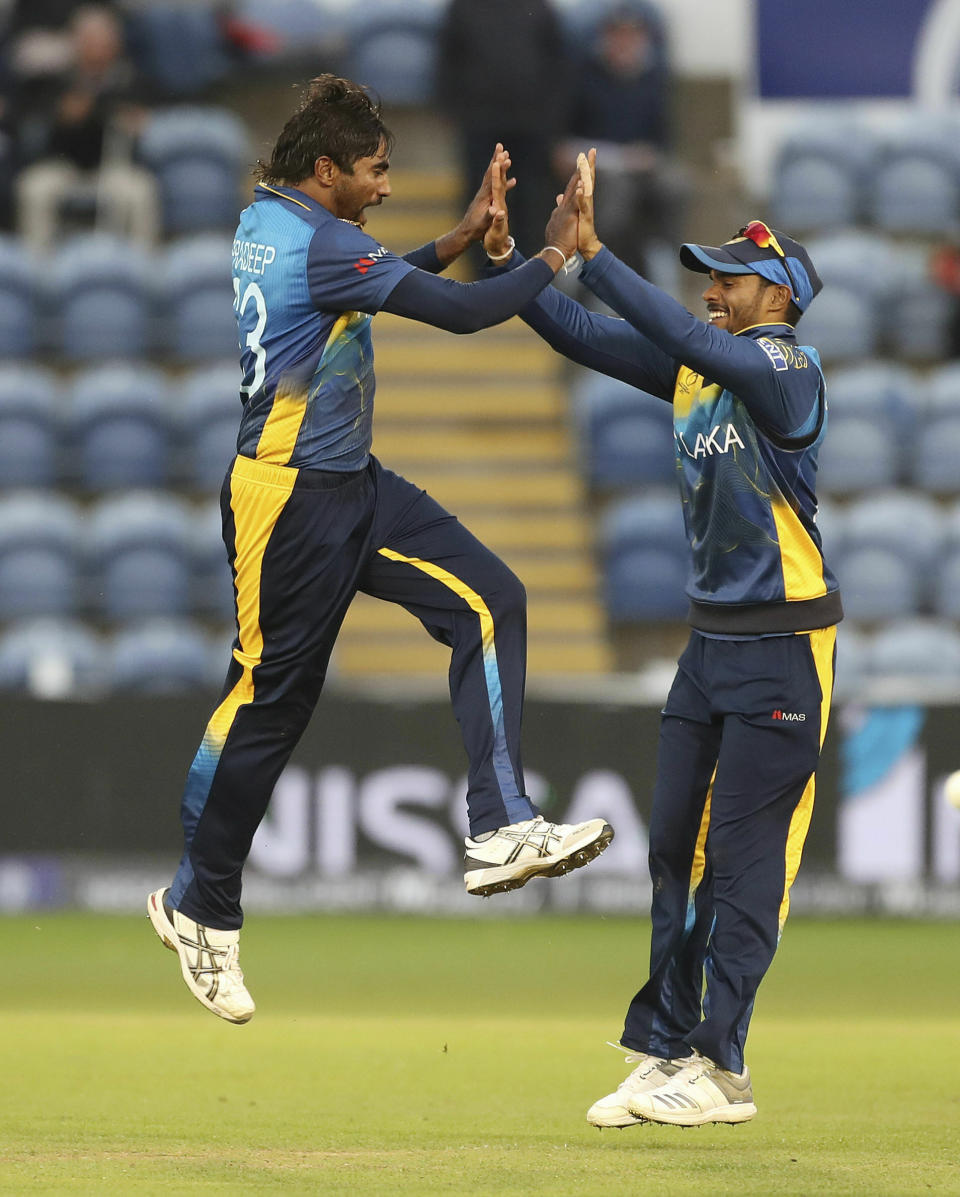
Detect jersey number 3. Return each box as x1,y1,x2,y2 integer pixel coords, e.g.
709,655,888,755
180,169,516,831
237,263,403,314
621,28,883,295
234,280,267,396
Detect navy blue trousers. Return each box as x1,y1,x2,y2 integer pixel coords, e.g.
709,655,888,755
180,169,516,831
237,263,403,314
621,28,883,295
170,455,536,928
621,628,836,1072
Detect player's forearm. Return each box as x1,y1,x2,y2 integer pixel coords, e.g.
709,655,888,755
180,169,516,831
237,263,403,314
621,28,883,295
381,257,556,334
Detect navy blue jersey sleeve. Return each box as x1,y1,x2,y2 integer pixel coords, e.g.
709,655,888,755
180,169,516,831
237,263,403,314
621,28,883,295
306,222,415,313
485,251,676,400
581,247,821,437
379,257,555,333
402,241,444,273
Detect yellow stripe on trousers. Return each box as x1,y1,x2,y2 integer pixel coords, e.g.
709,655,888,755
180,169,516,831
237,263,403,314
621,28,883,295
201,456,298,752
778,625,836,930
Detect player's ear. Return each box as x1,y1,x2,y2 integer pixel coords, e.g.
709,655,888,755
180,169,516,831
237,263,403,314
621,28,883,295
314,156,339,187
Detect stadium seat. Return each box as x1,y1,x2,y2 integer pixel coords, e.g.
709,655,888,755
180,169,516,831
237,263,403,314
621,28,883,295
50,234,152,360
127,5,231,97
931,549,960,620
599,491,689,621
344,6,440,105
883,246,954,361
161,236,238,360
842,489,945,570
908,416,960,496
139,107,250,234
816,415,900,496
0,492,82,619
864,618,960,682
0,617,103,696
769,122,878,231
191,499,236,619
866,114,960,233
794,283,879,361
832,623,869,702
0,236,38,357
923,361,960,418
826,362,921,434
574,375,675,489
0,364,63,488
832,545,922,621
108,619,221,693
87,491,195,622
68,362,172,491
179,361,242,491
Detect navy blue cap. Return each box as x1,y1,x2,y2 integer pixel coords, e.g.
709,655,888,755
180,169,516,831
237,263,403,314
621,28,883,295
679,221,822,312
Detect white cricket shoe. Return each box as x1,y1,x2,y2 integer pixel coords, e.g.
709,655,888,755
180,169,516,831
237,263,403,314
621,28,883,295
148,887,255,1024
464,814,614,896
626,1052,757,1126
587,1045,687,1128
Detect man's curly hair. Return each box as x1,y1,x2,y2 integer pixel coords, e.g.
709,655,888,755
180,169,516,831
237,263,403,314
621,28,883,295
256,75,393,184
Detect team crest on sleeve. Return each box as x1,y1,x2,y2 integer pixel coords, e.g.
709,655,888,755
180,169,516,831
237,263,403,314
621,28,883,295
757,338,789,372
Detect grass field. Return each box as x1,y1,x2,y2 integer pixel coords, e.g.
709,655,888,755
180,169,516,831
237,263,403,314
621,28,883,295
1,913,958,1195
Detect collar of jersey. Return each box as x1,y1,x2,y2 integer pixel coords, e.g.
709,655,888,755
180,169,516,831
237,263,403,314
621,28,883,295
255,183,328,215
734,322,796,341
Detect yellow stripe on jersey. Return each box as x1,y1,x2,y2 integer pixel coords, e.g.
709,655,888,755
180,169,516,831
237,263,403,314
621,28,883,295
778,625,836,930
195,455,298,757
770,493,828,601
255,381,308,466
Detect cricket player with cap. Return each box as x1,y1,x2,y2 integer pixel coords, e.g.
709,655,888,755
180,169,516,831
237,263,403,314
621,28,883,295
483,148,841,1127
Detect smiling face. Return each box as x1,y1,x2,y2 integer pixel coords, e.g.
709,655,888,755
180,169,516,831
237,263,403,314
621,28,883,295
702,270,790,334
329,140,391,226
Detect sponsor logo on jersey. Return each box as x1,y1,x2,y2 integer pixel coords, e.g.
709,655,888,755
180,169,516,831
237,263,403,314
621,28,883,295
353,244,391,274
676,422,746,459
772,708,806,722
758,337,789,371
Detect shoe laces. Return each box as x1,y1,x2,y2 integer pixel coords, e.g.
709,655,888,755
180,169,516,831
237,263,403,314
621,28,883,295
605,1041,664,1090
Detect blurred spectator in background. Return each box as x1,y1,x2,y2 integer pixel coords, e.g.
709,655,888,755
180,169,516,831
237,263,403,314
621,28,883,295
10,3,158,251
437,0,569,272
556,2,686,278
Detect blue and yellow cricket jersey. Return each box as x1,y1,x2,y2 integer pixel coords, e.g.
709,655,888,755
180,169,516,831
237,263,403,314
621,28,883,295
231,183,414,471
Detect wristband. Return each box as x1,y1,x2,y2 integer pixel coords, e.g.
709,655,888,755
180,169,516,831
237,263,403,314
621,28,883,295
540,245,568,266
486,236,516,262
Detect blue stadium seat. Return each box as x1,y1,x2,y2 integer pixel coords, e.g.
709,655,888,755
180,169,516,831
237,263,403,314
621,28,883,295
87,492,195,621
127,5,231,98
883,246,954,361
817,416,899,496
770,122,878,231
139,107,250,234
795,283,880,361
161,236,238,360
0,236,38,357
599,491,688,621
931,549,960,620
192,499,235,619
832,546,922,620
179,361,242,490
574,375,675,489
344,6,440,105
0,492,82,619
50,235,152,360
908,416,960,496
842,489,944,569
0,617,103,696
235,0,335,45
832,623,869,703
68,362,172,490
866,115,960,233
108,619,221,693
924,361,960,417
864,618,960,682
0,364,63,488
826,362,921,434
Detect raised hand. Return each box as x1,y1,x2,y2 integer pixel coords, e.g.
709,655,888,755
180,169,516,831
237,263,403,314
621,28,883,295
462,143,516,243
541,167,582,267
576,147,603,260
483,157,513,259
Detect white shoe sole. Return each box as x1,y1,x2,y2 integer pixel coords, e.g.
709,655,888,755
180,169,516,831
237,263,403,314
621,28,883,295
465,821,614,896
147,888,254,1025
586,1109,644,1129
632,1101,757,1126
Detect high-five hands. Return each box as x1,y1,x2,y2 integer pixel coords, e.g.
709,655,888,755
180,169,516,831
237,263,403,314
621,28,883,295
538,167,582,273
575,147,603,260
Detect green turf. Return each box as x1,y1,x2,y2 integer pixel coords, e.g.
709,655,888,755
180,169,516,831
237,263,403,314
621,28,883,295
1,913,958,1195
